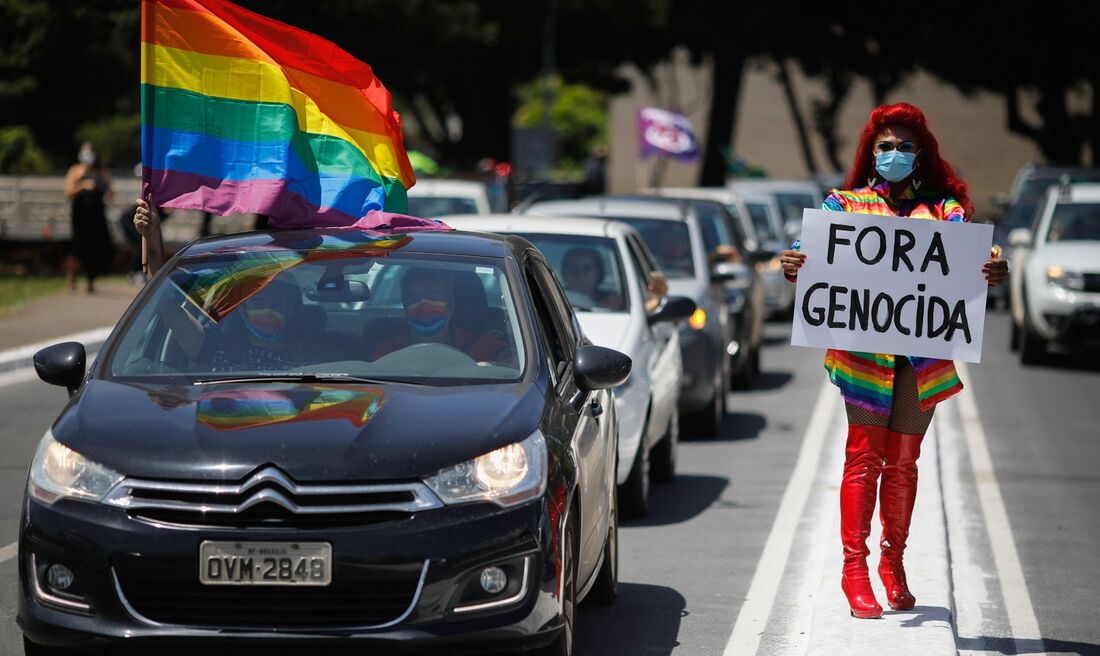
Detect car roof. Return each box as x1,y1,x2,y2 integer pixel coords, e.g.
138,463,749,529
176,226,514,259
525,196,691,222
1053,182,1100,203
643,187,737,203
729,179,823,195
443,214,632,239
407,179,489,196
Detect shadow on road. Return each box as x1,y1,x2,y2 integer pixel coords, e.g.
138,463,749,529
577,582,686,656
955,635,1100,655
626,474,727,528
750,370,793,391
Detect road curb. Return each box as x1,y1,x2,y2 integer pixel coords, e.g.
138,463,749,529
0,326,114,375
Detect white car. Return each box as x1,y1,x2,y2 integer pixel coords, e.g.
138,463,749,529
728,178,825,240
1009,182,1100,363
444,214,693,518
406,179,493,217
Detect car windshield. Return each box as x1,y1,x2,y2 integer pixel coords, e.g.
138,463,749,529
514,234,628,313
1046,203,1100,243
774,192,817,223
1018,173,1100,202
106,245,526,386
407,196,480,217
607,217,696,278
746,203,777,240
692,203,738,252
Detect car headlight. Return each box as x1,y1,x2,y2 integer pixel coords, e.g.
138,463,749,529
28,430,124,505
1046,265,1085,290
424,431,546,508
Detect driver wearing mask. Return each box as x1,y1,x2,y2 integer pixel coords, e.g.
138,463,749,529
367,268,511,364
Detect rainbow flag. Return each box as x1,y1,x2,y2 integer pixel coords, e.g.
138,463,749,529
140,0,415,227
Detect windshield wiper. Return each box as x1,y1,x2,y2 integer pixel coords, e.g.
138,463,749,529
193,373,416,386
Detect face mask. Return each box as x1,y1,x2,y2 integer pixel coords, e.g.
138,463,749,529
406,298,449,335
874,150,916,183
244,307,287,341
78,149,96,166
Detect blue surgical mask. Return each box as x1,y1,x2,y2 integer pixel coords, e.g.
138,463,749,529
875,151,916,183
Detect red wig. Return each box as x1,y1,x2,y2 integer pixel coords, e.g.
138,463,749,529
842,103,973,218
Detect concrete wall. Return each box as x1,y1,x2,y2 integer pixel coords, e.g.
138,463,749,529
609,53,1048,218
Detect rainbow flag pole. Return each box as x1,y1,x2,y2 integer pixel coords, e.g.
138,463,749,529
140,0,415,229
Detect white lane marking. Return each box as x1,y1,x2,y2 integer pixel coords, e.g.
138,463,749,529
0,366,39,388
723,378,838,656
0,326,113,368
0,542,16,565
955,362,1044,653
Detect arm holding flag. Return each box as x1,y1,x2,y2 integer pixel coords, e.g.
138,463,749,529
133,195,166,278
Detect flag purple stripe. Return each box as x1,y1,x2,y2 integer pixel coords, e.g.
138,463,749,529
143,167,359,228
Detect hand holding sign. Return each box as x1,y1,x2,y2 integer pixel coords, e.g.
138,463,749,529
790,209,994,363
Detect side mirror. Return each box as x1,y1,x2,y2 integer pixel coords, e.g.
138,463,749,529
573,345,632,391
1008,228,1033,248
648,296,696,325
34,342,86,395
748,249,777,265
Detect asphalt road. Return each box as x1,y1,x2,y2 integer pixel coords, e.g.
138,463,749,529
1,312,1098,655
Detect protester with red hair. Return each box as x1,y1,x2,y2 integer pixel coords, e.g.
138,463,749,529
780,103,1008,619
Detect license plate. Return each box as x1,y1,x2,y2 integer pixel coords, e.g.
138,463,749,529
199,541,331,586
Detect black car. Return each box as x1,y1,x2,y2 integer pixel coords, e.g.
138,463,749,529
19,227,630,655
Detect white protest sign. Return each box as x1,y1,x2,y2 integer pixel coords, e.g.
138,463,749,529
790,209,993,363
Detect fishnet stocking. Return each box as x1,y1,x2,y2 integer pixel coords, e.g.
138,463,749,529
844,357,935,434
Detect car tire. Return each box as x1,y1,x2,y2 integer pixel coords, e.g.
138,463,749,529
586,486,618,606
689,358,728,438
619,431,650,519
1009,318,1020,352
650,406,679,484
538,511,578,656
22,638,81,656
731,353,753,390
750,346,762,376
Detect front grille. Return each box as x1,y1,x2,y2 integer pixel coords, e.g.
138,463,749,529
113,556,427,629
104,466,442,529
1082,273,1100,293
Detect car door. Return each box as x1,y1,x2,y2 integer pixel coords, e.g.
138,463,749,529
526,251,611,586
623,232,678,447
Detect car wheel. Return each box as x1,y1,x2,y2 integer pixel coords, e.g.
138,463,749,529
750,346,762,376
651,406,678,484
619,431,649,519
1009,317,1020,352
689,359,728,437
586,486,618,606
730,352,753,390
538,512,578,656
22,638,82,656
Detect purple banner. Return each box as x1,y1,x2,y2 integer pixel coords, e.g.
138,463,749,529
638,107,700,161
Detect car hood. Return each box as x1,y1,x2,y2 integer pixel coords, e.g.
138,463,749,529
575,313,634,353
51,379,544,482
1032,242,1100,271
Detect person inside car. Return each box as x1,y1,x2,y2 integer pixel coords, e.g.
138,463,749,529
207,279,314,372
366,268,512,365
560,247,625,311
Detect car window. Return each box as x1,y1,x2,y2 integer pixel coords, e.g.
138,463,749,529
107,251,526,385
693,202,735,252
608,217,695,278
746,203,777,240
512,233,628,313
407,196,480,217
775,192,817,223
1045,202,1100,243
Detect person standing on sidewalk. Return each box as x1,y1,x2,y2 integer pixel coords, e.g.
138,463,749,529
779,103,1008,619
63,142,114,293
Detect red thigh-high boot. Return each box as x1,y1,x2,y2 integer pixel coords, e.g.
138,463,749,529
878,430,924,610
840,423,888,618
